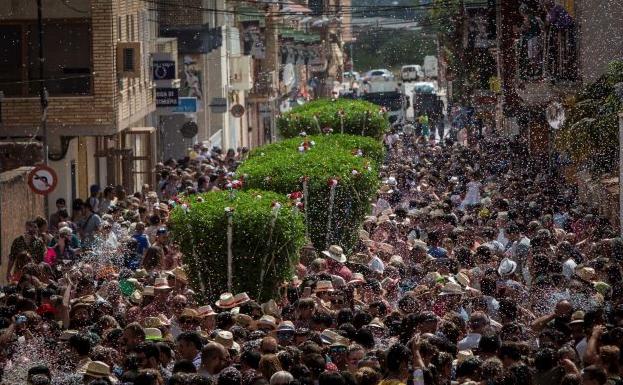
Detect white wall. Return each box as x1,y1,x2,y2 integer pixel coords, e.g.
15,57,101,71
48,137,78,213
577,0,623,83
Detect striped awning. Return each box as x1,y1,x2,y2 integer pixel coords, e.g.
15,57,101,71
237,6,265,26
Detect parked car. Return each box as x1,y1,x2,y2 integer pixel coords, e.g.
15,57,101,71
400,65,424,82
423,56,438,78
364,69,394,82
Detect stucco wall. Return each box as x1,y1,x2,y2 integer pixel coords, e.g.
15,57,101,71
0,167,45,285
576,0,623,83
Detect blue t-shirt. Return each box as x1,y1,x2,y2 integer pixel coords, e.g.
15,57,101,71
133,233,150,255
428,246,448,259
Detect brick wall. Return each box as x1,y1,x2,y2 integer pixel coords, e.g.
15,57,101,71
0,0,155,136
0,167,45,285
159,0,204,26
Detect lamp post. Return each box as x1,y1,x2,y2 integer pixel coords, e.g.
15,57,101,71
619,111,623,236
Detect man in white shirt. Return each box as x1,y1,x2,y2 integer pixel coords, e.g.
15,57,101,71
458,312,490,351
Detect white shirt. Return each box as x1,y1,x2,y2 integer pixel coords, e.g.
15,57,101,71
373,198,391,216
497,229,509,248
462,181,482,206
458,333,481,350
576,337,588,363
562,258,577,279
369,255,385,274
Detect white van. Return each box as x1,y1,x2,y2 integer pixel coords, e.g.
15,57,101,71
401,65,423,82
423,56,438,78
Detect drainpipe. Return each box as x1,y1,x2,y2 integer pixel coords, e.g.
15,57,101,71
619,112,623,236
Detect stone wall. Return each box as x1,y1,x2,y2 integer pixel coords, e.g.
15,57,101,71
0,167,45,285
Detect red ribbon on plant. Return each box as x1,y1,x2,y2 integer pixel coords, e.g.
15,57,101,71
288,191,303,200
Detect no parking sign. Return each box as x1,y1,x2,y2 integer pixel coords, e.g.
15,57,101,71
27,164,58,195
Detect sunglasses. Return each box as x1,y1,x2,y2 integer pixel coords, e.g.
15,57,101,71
330,346,348,354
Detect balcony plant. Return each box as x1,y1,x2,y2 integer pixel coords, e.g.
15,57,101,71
556,60,623,174
277,99,389,140
169,190,305,302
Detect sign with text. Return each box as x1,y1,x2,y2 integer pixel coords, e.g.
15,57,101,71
156,88,179,107
153,60,176,80
172,97,198,113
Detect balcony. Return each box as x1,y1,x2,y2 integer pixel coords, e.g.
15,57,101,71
249,71,276,100
515,26,579,103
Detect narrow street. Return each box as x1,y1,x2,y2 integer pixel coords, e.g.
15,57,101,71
1,2,623,385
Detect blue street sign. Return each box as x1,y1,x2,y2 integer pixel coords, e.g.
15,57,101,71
172,97,198,113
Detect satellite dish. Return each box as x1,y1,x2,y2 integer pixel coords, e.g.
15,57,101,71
546,101,565,130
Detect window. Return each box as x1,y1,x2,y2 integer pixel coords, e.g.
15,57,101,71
123,48,134,71
116,42,141,78
0,20,92,97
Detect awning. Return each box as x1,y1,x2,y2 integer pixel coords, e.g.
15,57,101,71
281,4,312,14
127,126,156,134
237,6,266,26
279,28,320,43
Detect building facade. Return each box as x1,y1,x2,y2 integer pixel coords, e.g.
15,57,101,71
0,0,158,205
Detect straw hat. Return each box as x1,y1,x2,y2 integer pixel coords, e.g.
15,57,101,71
368,317,386,330
257,315,277,330
173,266,188,283
216,293,237,309
213,330,240,352
134,269,149,279
322,245,347,263
154,277,172,291
143,317,166,328
320,329,342,345
143,286,155,297
60,330,79,341
456,350,474,364
277,320,296,333
315,280,335,293
454,272,471,287
377,243,394,255
129,290,143,305
261,299,281,318
198,305,217,318
234,292,251,305
576,267,596,281
439,282,464,296
84,361,113,379
348,273,366,285
349,253,371,265
180,308,199,321
145,328,163,341
234,313,254,329
497,258,518,277
158,313,171,326
568,310,585,325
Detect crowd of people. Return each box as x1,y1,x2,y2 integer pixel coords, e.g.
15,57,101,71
1,131,622,385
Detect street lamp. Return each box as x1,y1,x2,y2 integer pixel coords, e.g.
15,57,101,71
619,110,623,236
616,82,623,236
0,91,4,124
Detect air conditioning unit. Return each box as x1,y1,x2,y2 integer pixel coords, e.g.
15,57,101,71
116,42,142,78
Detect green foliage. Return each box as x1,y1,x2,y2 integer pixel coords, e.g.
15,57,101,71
277,99,389,140
248,134,385,168
556,60,623,174
169,190,305,302
351,30,436,71
237,135,379,252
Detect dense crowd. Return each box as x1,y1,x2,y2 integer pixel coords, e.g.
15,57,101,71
1,132,622,385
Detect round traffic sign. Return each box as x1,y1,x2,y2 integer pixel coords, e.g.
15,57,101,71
230,104,245,118
180,121,199,138
27,164,58,195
